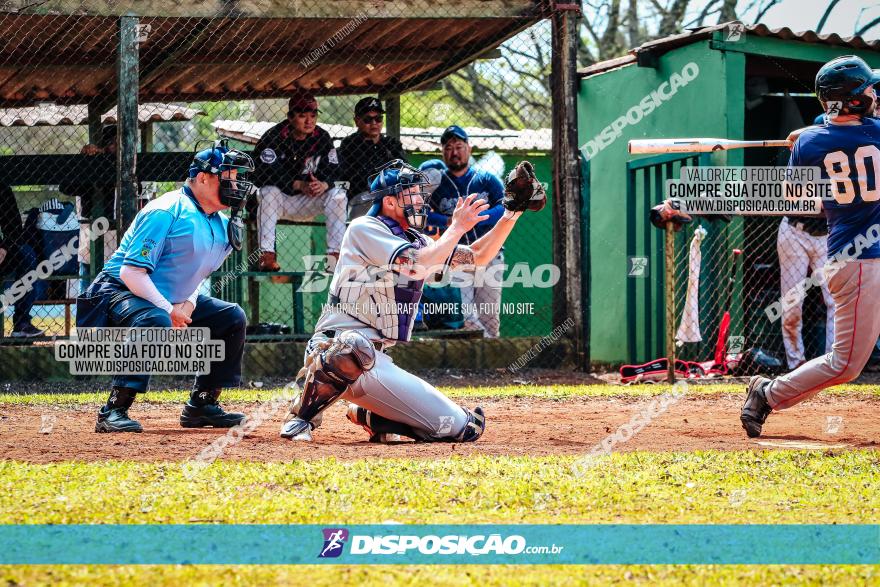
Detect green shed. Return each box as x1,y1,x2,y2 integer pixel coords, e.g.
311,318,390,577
578,22,880,364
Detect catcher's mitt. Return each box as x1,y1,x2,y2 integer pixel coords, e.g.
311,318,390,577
502,161,546,212
650,199,692,231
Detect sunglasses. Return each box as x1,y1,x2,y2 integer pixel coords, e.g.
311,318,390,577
361,115,383,123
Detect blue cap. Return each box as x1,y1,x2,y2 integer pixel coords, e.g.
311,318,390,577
440,125,468,145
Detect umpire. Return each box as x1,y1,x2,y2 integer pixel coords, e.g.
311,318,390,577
77,141,254,433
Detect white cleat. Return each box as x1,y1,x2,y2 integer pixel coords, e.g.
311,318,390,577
280,417,313,441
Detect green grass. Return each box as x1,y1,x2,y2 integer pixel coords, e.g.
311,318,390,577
2,452,879,525
2,452,879,584
0,564,877,586
3,382,880,405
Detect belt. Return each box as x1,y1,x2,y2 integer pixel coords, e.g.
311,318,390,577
322,329,386,352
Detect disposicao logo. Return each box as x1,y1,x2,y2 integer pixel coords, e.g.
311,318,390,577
318,528,349,558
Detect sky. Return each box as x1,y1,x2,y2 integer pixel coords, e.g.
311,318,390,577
732,0,880,38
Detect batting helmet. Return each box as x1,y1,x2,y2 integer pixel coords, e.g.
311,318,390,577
367,160,431,230
815,55,880,117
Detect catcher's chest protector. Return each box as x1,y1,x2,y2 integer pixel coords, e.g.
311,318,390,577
332,215,427,342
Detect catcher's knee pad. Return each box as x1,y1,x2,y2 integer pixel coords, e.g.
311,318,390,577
292,330,377,423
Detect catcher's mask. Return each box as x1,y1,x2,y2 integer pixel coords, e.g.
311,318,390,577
367,160,430,230
189,138,255,251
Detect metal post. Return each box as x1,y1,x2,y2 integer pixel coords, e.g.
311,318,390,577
385,96,401,140
117,15,139,234
665,222,675,383
551,5,585,368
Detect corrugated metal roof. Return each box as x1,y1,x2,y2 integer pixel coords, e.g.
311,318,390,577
0,103,202,127
213,120,551,152
0,8,544,107
579,21,880,78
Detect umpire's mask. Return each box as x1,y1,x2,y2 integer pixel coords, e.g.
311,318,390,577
190,139,256,251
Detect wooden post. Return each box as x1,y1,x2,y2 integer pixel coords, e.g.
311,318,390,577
117,14,139,234
385,96,401,140
84,100,105,282
665,222,675,383
550,6,585,368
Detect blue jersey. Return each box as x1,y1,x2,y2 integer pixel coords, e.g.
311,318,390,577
102,187,232,303
789,117,880,259
418,159,505,244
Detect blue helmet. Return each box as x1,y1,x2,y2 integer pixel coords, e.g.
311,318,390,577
815,55,880,117
189,138,255,209
366,160,431,230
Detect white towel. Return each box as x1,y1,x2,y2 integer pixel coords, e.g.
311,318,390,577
676,226,707,344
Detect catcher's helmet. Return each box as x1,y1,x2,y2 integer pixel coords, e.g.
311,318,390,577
815,55,880,117
189,138,255,210
367,160,430,230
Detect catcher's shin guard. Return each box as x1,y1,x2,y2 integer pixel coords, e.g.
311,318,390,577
280,331,376,440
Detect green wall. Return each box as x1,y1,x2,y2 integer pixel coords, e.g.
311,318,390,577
579,41,743,362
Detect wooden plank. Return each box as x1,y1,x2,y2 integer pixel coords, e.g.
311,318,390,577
3,0,538,19
550,8,584,367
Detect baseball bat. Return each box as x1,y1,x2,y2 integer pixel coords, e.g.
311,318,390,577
628,138,792,154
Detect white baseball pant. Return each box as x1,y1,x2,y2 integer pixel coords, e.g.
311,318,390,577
307,334,469,439
777,218,835,369
257,185,347,254
457,251,504,338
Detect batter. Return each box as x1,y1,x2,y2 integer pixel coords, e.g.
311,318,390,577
742,55,880,437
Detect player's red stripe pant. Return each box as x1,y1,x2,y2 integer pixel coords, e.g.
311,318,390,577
766,259,880,410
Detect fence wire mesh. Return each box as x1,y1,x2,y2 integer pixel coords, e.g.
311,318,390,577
0,3,576,378
670,202,836,378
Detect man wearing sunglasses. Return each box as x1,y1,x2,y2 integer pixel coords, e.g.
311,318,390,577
252,92,347,272
337,97,407,220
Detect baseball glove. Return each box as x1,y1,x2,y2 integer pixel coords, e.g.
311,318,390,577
650,199,692,231
503,161,546,212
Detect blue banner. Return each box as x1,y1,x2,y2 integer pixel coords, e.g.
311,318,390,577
0,525,877,565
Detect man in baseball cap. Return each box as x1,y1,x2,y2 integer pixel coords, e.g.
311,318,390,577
288,91,320,114
419,124,507,338
251,90,345,272
337,97,407,220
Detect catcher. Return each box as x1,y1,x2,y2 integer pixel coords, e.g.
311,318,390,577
279,159,545,442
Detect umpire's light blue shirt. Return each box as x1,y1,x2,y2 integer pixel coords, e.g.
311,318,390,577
102,186,232,303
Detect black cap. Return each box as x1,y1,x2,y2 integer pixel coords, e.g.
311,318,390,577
355,97,385,117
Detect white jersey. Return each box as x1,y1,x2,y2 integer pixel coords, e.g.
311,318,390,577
314,215,431,343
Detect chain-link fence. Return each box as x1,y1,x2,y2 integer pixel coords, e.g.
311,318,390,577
0,2,580,377
670,212,836,377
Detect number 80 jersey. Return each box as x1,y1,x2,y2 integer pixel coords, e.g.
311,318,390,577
790,117,880,258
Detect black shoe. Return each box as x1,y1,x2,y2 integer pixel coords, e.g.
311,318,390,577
95,406,143,433
11,324,44,338
741,376,772,438
180,402,246,428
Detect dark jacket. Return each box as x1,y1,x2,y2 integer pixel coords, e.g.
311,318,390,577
337,132,407,197
0,183,22,251
251,122,338,191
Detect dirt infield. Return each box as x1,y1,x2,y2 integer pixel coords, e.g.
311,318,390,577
2,393,879,463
